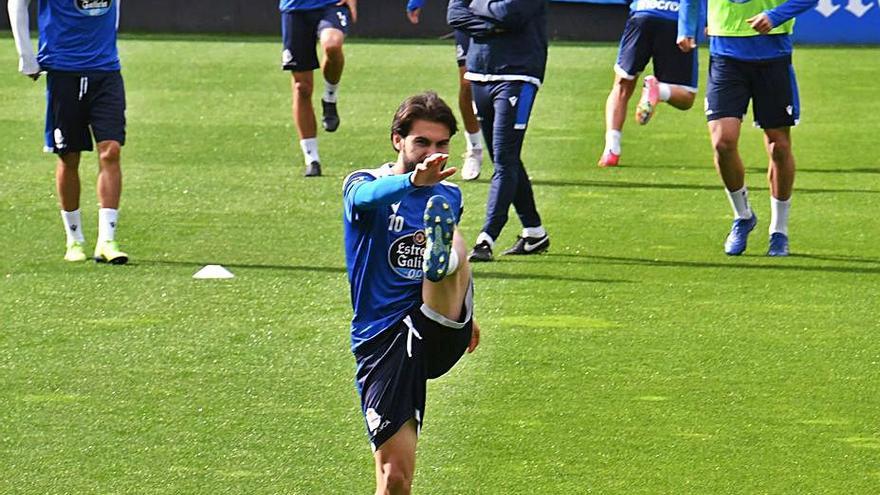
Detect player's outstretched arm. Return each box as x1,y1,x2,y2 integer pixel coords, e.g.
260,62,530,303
7,0,41,79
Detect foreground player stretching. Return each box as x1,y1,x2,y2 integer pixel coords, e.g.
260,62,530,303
343,92,480,494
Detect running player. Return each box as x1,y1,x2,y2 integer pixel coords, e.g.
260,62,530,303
599,0,699,167
280,0,356,177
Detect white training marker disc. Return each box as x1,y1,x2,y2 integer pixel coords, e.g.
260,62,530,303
193,264,235,279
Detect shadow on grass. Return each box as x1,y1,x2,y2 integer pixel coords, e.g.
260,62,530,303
139,259,631,284
528,178,879,195
541,253,880,275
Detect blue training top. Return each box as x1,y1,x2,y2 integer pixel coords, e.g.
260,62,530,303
37,0,120,72
279,0,337,11
342,164,463,352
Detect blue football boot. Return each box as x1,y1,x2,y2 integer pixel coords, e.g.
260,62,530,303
724,213,757,256
423,195,456,282
767,232,790,257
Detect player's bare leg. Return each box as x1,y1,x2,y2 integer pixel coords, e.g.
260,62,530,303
600,74,636,166
422,230,470,321
710,117,757,255
94,140,127,263
291,70,317,139
57,152,82,212
665,85,696,110
373,419,418,495
97,140,122,209
763,127,795,256
319,28,344,133
459,66,484,180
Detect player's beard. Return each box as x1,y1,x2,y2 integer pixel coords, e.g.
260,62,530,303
400,148,424,173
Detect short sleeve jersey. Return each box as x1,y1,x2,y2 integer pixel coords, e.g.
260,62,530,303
37,0,120,72
342,165,464,352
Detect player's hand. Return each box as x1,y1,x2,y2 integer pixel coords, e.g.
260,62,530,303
747,13,773,34
677,36,696,53
337,0,358,23
411,153,456,187
407,8,421,24
19,56,42,81
467,320,480,353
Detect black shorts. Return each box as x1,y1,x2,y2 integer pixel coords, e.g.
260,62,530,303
354,286,474,450
454,29,470,67
280,5,351,71
706,55,801,129
44,71,126,154
615,14,698,91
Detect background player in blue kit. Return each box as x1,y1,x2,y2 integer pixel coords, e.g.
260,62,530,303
280,0,356,177
8,0,129,264
343,92,480,494
598,0,699,167
404,0,485,181
679,0,817,256
448,0,551,262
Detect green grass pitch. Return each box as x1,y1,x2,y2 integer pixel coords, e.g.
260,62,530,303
1,35,879,494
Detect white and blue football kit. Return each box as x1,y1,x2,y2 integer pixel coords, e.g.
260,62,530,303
33,0,125,153
343,165,473,449
615,0,699,91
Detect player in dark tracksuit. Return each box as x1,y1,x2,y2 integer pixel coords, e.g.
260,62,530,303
448,0,551,262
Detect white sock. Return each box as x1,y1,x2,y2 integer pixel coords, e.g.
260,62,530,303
476,232,495,248
605,130,622,155
323,81,339,103
446,249,460,276
61,209,85,244
726,186,753,220
98,208,118,243
658,83,672,102
465,131,482,151
522,226,547,238
770,196,791,236
300,138,320,166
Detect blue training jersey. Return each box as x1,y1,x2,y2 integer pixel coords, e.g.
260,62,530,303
342,164,464,352
37,0,120,72
630,0,681,22
279,0,337,11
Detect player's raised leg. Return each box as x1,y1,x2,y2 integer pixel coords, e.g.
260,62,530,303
319,26,345,133
57,152,87,262
764,127,795,256
710,117,757,255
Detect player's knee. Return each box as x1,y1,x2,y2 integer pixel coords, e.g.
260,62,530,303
680,93,696,110
712,136,738,156
322,37,344,58
614,77,636,98
768,139,792,163
382,466,412,494
294,79,314,97
98,141,121,164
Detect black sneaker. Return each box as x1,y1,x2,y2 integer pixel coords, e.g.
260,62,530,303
503,234,550,255
321,99,340,132
468,240,493,262
304,161,322,177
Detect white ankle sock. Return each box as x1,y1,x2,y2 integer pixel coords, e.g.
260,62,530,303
476,232,494,248
300,138,320,166
658,82,672,102
323,81,338,103
726,186,753,220
770,196,791,235
446,249,460,275
605,130,622,155
98,208,118,243
465,131,482,151
61,209,85,244
522,226,547,238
